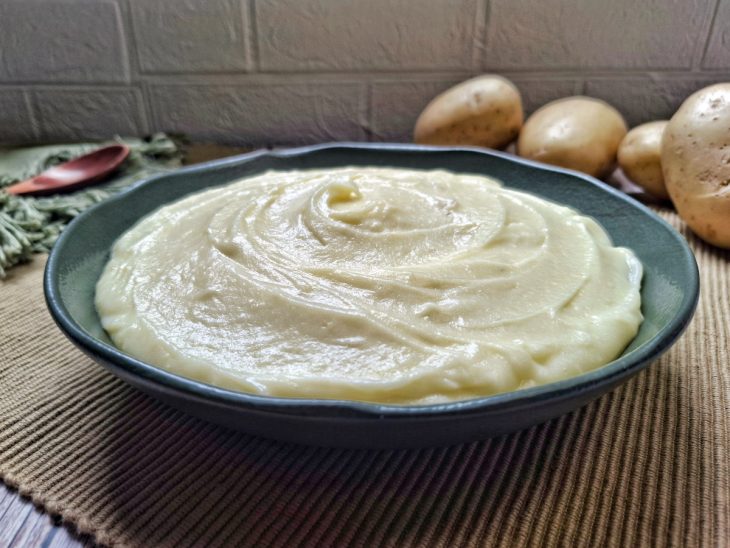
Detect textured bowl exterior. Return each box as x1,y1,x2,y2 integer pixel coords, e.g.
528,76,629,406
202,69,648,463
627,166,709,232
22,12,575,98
45,143,699,448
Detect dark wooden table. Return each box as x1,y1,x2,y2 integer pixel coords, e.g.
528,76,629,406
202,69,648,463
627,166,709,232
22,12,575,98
0,483,90,547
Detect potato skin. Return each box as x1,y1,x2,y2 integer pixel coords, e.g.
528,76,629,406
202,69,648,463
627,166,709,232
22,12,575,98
618,121,669,199
413,75,523,149
662,83,730,248
517,97,628,178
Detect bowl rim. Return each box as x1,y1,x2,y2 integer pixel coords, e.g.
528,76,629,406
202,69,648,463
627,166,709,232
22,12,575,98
44,142,700,419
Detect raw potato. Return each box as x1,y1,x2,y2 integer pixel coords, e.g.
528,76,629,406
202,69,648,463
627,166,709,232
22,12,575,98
414,75,523,149
517,97,628,178
662,83,730,248
618,121,669,199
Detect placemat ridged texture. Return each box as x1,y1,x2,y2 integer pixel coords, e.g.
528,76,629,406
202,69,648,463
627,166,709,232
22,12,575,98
0,209,728,547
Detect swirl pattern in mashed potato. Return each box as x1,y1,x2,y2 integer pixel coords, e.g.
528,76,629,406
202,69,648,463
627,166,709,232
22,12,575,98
96,167,642,405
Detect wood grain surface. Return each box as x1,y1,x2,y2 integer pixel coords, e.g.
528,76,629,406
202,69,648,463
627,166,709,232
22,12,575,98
0,483,92,547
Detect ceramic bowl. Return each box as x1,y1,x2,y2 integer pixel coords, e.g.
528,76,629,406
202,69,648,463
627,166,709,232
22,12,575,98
45,143,699,448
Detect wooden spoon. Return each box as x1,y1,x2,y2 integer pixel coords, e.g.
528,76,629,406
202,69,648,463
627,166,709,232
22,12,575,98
5,144,130,196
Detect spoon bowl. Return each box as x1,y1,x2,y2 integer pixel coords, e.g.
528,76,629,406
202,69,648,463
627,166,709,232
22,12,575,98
5,144,130,196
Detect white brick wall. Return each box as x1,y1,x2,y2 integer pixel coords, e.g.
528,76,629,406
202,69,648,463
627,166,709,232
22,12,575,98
31,88,147,141
256,0,479,72
0,1,129,83
147,82,366,144
1,0,729,146
703,0,730,69
0,90,36,143
584,76,725,126
485,0,712,70
130,0,251,73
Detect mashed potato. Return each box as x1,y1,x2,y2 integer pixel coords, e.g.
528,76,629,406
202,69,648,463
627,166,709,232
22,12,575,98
96,167,642,404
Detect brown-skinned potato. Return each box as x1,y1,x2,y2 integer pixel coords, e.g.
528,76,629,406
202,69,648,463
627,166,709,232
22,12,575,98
517,96,627,178
662,83,730,248
413,75,523,149
618,121,669,199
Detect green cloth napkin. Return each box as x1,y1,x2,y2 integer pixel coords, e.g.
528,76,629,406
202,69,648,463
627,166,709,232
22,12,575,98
0,134,182,277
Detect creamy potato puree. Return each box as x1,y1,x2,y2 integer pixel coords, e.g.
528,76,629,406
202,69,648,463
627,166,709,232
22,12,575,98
96,167,642,405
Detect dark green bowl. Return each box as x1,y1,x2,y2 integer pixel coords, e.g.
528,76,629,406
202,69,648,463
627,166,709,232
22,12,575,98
44,143,699,448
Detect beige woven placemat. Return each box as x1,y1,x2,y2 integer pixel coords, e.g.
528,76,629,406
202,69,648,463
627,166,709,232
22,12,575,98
0,209,728,547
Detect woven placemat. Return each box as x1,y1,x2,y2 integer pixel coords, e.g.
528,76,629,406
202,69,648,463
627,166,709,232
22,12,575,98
0,209,728,547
